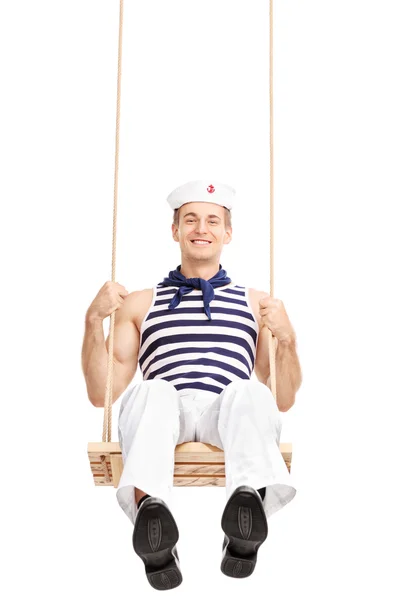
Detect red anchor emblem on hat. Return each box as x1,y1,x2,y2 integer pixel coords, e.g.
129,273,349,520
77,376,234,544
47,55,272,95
207,184,215,193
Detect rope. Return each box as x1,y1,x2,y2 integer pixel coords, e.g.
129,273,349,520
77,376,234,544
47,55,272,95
99,0,277,479
269,0,277,401
100,0,124,481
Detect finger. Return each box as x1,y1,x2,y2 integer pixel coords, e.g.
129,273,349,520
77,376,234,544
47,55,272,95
115,284,129,295
260,301,280,311
259,307,276,316
259,297,278,308
259,301,271,310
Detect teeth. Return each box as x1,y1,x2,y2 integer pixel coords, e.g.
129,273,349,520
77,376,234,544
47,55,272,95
192,240,210,245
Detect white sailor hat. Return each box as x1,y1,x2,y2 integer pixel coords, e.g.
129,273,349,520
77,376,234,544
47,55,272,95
166,180,235,211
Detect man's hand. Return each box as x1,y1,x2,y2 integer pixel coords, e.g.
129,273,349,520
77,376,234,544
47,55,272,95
259,294,295,343
86,281,129,322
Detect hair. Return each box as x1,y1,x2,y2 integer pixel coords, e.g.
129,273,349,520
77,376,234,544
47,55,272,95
173,206,232,229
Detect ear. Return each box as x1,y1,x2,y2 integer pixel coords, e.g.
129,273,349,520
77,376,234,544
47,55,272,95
223,227,233,245
171,223,179,242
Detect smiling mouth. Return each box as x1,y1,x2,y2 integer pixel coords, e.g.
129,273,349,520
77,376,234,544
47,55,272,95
191,240,212,245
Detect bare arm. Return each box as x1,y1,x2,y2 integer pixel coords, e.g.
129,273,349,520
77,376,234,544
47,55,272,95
252,288,302,412
256,329,302,411
81,293,140,407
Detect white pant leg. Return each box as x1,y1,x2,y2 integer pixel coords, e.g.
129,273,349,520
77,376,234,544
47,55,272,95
116,379,182,526
196,379,297,519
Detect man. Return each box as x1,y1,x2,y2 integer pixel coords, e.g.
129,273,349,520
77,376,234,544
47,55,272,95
82,180,302,590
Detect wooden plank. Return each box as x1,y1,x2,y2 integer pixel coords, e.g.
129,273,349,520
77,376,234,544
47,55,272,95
88,441,292,459
174,477,224,487
88,442,121,455
174,464,225,476
110,454,123,489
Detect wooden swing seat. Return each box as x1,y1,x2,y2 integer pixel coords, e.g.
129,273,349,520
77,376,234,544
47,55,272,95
88,441,292,487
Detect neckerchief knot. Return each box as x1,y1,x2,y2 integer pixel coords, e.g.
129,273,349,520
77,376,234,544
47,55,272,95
159,264,231,320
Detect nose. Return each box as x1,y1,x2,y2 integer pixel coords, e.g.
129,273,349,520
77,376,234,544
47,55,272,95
195,218,209,234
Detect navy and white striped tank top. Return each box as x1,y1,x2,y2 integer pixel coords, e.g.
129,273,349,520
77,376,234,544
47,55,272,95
138,283,259,397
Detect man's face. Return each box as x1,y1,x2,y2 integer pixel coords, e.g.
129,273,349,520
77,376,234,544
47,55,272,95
171,202,232,261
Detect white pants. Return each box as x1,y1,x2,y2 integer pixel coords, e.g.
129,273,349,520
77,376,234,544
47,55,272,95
116,378,297,526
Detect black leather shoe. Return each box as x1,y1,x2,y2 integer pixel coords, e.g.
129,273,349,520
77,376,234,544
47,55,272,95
132,496,182,590
220,485,268,578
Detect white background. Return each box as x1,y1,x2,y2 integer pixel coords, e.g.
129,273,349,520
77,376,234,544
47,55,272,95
1,0,399,598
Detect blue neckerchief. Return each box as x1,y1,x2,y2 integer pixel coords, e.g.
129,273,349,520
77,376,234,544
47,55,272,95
159,264,231,320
